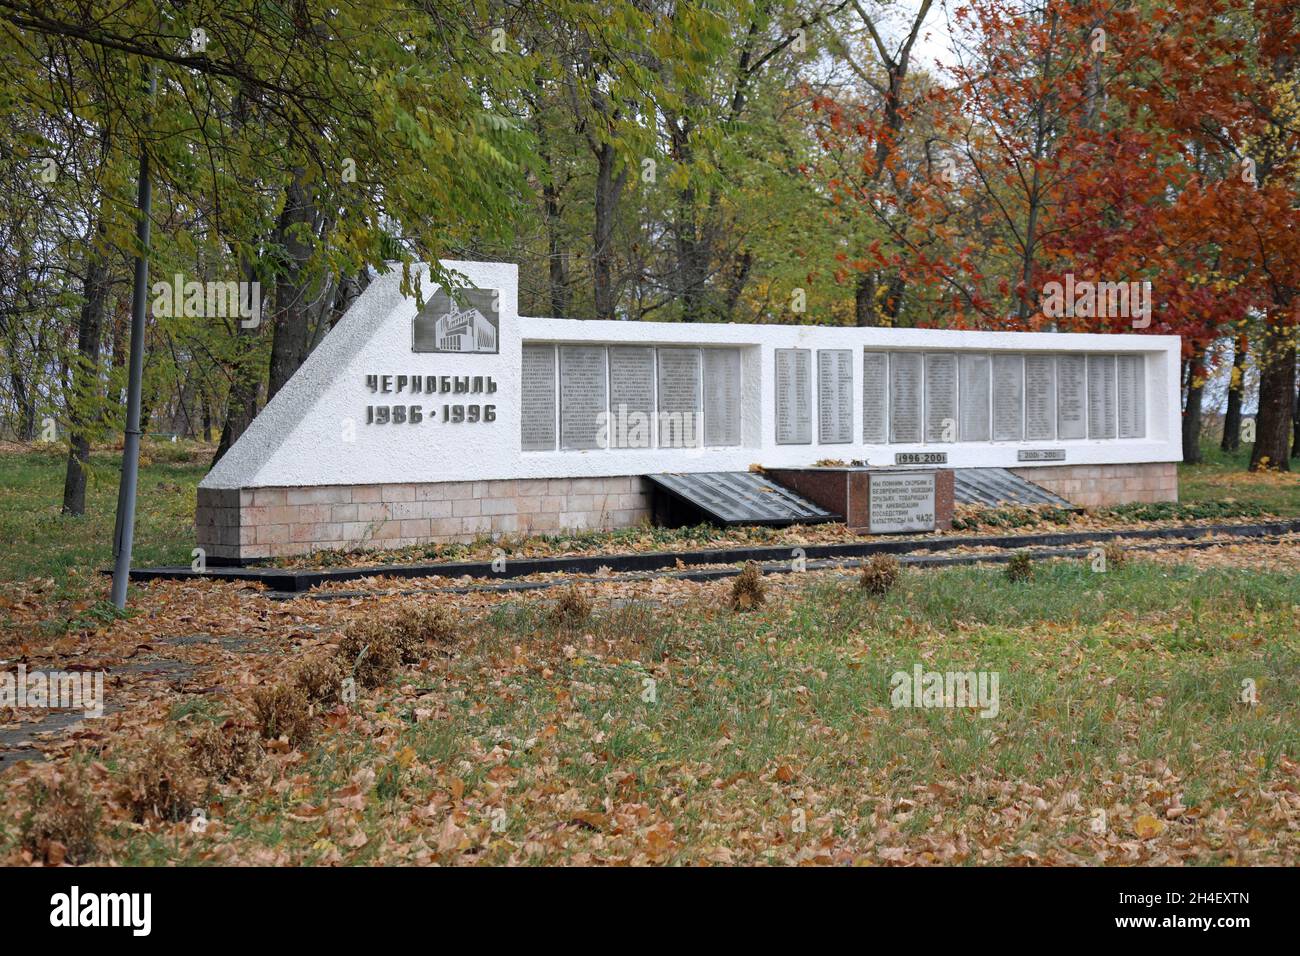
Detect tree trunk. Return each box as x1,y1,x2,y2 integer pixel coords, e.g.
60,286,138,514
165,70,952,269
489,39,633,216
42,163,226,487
61,228,111,516
592,142,626,322
1292,380,1299,459
1250,321,1294,472
10,366,36,441
267,169,319,403
1220,335,1247,453
212,257,264,466
200,386,212,443
535,125,569,317
1182,347,1206,465
854,272,883,327
722,251,752,319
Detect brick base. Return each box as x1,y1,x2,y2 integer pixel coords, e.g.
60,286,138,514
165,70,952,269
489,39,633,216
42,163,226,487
1009,462,1178,508
197,477,652,562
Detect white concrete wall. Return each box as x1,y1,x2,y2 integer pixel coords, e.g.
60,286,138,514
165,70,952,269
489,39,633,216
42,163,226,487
201,260,1182,491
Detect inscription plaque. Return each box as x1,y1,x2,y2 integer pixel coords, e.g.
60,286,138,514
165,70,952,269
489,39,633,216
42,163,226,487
890,352,923,443
559,346,607,450
520,344,557,451
869,472,937,533
862,351,889,443
925,353,958,443
775,348,812,444
1056,354,1087,440
608,346,655,449
703,348,743,447
1025,354,1056,441
818,349,854,444
1018,448,1066,461
992,354,1024,441
895,451,947,465
1087,354,1117,439
657,348,701,448
1117,354,1146,439
959,353,992,442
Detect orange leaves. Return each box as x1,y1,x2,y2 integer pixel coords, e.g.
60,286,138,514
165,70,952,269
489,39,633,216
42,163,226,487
1133,814,1166,840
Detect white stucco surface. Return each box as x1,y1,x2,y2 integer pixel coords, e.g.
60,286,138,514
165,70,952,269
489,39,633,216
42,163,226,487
201,261,1182,490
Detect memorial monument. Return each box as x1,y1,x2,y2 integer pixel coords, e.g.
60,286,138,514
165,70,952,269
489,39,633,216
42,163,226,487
196,260,1182,563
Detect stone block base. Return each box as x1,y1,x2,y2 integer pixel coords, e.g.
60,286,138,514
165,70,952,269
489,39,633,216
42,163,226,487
197,476,653,563
1009,462,1178,508
764,468,955,532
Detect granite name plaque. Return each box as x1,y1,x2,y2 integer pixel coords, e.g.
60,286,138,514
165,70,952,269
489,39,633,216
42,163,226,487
775,348,812,444
992,353,1025,442
520,344,557,451
703,347,743,447
862,351,889,443
1087,354,1117,439
657,348,701,448
869,471,937,533
608,346,656,449
890,352,923,443
959,353,992,442
925,353,958,443
818,349,853,444
1024,354,1056,441
1117,353,1146,439
1056,354,1087,440
559,345,607,450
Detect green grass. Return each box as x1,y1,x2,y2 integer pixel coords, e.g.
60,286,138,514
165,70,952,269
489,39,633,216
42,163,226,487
0,443,205,585
1179,442,1300,514
70,558,1299,865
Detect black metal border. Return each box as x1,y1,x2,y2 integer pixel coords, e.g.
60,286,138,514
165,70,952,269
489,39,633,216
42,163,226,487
127,519,1300,593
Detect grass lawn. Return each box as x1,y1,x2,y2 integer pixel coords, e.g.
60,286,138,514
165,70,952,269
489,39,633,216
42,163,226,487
0,441,204,587
2,559,1297,864
1,440,1297,865
1179,443,1300,515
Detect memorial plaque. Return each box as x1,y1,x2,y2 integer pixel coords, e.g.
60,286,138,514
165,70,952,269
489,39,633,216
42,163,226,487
992,353,1025,442
657,347,701,448
959,353,992,442
702,347,743,447
1117,353,1146,438
775,348,812,444
520,344,557,451
889,352,923,443
869,471,937,533
1024,354,1056,441
1056,354,1087,440
608,346,656,449
895,451,947,465
1087,354,1117,439
559,345,607,450
862,351,889,443
817,349,854,444
924,353,958,443
1018,448,1066,461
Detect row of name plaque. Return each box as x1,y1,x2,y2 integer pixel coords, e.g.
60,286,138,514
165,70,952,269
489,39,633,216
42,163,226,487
521,344,1147,451
522,344,742,451
775,349,1145,446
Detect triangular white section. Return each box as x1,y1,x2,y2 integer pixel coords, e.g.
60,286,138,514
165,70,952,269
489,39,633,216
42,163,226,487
201,260,519,490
